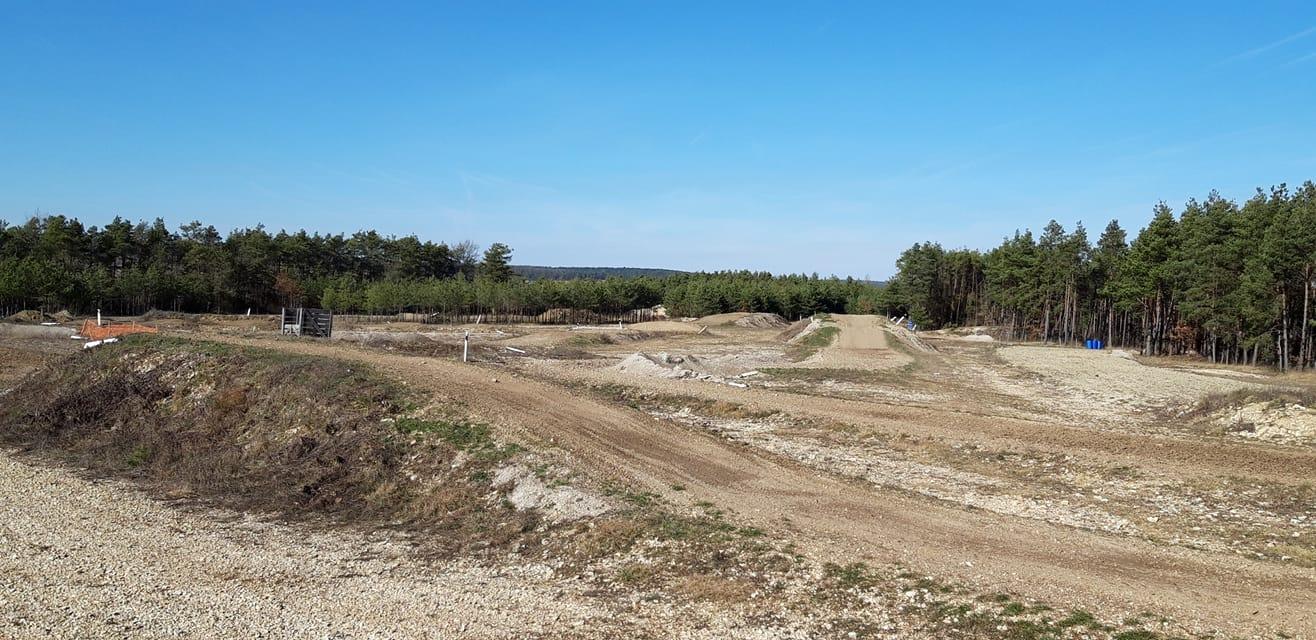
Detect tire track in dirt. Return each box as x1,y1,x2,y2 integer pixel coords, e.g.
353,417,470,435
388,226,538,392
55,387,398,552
209,334,1316,636
546,357,1316,485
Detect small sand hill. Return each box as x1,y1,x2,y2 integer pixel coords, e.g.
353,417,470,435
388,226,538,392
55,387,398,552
698,312,789,329
778,318,818,343
629,320,706,333
614,352,710,379
697,312,751,326
5,310,47,324
734,313,787,329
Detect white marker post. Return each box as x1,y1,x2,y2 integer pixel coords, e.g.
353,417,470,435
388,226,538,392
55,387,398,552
463,330,470,363
96,309,102,327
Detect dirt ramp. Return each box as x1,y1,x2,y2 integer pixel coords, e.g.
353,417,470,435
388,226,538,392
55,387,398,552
734,312,787,329
832,315,890,350
777,318,815,342
698,312,788,329
628,320,705,333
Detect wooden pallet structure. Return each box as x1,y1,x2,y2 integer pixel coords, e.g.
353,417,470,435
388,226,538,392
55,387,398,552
281,307,334,338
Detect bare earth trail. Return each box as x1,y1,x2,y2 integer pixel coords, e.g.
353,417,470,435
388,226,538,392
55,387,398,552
560,363,1316,485
211,333,1316,636
832,314,890,350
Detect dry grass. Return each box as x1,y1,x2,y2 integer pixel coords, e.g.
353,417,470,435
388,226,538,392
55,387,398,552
1183,387,1316,418
677,574,755,603
567,333,616,347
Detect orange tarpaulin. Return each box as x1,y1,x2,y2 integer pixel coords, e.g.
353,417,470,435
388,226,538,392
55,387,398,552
79,319,158,341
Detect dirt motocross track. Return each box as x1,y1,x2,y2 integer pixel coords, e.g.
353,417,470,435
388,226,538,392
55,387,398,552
204,314,1316,637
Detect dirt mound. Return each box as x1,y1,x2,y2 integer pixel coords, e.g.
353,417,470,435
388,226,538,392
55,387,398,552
698,312,789,329
0,336,540,553
628,320,705,333
140,309,190,321
1192,390,1316,445
1217,401,1316,444
776,318,812,342
734,312,788,329
5,310,47,324
696,312,750,326
614,352,706,379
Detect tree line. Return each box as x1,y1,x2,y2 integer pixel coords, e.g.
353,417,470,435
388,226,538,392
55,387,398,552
879,181,1316,370
0,215,878,320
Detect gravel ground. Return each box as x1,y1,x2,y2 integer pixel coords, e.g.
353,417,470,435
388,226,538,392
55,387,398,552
0,450,611,639
0,449,887,640
996,345,1255,413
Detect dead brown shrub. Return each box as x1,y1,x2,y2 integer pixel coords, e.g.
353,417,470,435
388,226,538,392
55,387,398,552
677,574,755,603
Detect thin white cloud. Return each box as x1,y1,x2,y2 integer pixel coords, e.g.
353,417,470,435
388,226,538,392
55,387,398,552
1228,26,1316,61
1284,50,1316,66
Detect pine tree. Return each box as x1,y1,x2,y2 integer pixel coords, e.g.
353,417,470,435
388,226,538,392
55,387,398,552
478,243,516,283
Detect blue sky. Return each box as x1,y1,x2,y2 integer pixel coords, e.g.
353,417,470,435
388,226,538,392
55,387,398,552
3,2,1315,279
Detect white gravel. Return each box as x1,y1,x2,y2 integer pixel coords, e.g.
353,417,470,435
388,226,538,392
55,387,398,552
0,450,870,639
0,450,605,639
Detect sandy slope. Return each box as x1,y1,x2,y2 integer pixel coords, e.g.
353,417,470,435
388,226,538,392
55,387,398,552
831,314,890,350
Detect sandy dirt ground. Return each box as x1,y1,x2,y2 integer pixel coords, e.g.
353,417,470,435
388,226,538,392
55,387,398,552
5,313,1316,637
189,321,1316,637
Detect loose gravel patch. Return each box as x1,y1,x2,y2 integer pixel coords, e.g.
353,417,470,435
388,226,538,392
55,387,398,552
0,451,605,639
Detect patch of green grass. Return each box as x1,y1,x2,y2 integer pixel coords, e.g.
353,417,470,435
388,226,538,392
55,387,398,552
601,483,662,508
125,445,151,468
1057,609,1098,628
567,333,614,347
394,417,521,462
788,325,840,361
822,561,879,590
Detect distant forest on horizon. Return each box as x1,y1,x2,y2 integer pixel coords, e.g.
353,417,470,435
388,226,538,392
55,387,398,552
511,265,687,281
0,216,879,321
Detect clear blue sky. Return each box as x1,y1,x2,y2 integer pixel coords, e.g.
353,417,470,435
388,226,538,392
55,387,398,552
3,2,1315,279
